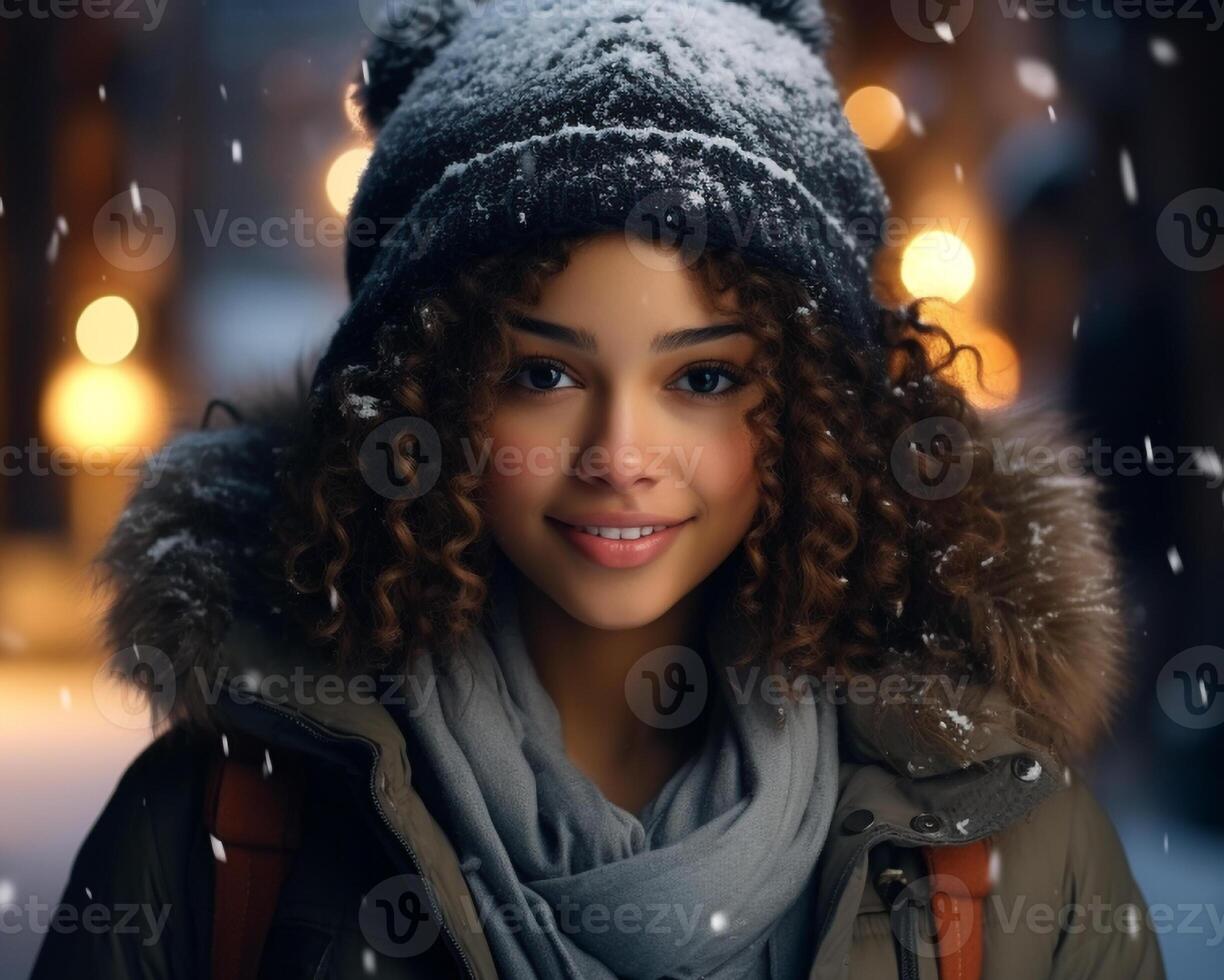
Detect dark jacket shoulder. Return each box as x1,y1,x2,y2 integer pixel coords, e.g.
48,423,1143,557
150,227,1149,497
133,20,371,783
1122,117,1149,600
29,728,215,980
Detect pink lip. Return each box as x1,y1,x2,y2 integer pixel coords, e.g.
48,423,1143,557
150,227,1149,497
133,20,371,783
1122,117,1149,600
546,516,692,569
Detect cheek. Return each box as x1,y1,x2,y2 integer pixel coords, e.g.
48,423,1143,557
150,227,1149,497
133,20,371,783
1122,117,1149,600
480,418,561,521
686,421,760,515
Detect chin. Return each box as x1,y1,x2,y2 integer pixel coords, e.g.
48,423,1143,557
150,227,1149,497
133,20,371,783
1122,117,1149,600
550,579,680,632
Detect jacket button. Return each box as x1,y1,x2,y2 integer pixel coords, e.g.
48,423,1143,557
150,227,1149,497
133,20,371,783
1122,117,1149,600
841,808,876,834
1012,755,1043,782
910,812,944,835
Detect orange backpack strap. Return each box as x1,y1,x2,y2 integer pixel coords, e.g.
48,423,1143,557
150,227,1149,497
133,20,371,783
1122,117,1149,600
203,741,305,980
921,838,992,980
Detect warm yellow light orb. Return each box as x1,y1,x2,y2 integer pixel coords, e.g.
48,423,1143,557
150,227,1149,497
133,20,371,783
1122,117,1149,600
900,230,977,303
844,86,906,151
75,296,139,365
42,361,167,451
325,146,372,214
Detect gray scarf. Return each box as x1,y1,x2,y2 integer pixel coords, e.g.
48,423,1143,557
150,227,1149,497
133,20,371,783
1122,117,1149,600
396,563,838,980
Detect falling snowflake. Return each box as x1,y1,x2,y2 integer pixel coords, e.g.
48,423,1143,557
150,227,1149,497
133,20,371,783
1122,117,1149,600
1193,448,1222,482
1072,314,1080,340
219,83,229,101
1166,546,1183,574
1119,148,1138,204
231,139,243,164
1016,58,1060,100
98,84,107,102
210,834,227,863
934,21,955,44
1149,37,1178,66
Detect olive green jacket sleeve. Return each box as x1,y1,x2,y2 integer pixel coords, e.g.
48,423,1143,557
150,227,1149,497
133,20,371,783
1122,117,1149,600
1048,779,1165,979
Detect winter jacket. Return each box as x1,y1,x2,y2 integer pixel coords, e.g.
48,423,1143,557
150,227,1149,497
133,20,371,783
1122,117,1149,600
30,386,1166,980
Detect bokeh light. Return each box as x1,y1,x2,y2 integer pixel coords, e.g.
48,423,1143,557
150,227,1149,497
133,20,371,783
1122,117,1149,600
325,146,372,214
42,361,167,451
900,229,977,303
75,296,139,365
844,86,906,151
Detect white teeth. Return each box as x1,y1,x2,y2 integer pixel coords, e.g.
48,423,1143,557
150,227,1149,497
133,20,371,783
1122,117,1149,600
579,525,662,539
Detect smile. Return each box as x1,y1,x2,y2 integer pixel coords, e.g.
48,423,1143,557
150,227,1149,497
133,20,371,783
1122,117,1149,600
545,516,693,569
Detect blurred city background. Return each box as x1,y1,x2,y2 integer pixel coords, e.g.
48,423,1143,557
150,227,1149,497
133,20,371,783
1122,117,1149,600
1,1,1222,976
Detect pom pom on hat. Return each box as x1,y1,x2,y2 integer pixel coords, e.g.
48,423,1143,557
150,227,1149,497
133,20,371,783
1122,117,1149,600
725,0,832,53
354,0,486,133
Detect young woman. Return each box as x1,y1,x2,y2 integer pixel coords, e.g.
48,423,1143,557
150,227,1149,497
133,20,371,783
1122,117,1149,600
34,1,1163,978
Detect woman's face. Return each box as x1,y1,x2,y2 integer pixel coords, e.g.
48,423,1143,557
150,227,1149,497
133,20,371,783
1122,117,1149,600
481,232,764,630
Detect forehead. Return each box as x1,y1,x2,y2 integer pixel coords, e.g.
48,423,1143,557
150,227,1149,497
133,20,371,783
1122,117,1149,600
512,233,740,344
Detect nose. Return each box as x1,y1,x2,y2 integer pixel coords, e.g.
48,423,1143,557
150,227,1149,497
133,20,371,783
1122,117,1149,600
574,392,660,494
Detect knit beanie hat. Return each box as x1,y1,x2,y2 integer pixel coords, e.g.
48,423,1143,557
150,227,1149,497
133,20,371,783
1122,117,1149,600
311,0,890,397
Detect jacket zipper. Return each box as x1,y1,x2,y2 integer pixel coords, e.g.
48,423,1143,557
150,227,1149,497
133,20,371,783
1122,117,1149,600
877,869,922,980
246,697,479,980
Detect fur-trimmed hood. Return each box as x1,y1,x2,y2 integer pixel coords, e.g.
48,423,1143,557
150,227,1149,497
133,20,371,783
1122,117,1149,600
95,377,1128,768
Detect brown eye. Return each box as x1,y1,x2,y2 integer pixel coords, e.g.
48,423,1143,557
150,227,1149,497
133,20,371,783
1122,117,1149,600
669,362,747,400
506,357,578,395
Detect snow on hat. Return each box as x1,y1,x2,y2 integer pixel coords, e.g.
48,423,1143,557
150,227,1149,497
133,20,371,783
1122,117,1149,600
311,0,890,396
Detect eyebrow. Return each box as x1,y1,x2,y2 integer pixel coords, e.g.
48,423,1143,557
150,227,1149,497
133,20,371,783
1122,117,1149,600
509,315,748,354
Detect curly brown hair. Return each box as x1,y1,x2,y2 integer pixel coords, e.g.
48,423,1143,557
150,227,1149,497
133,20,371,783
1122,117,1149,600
273,234,1006,709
